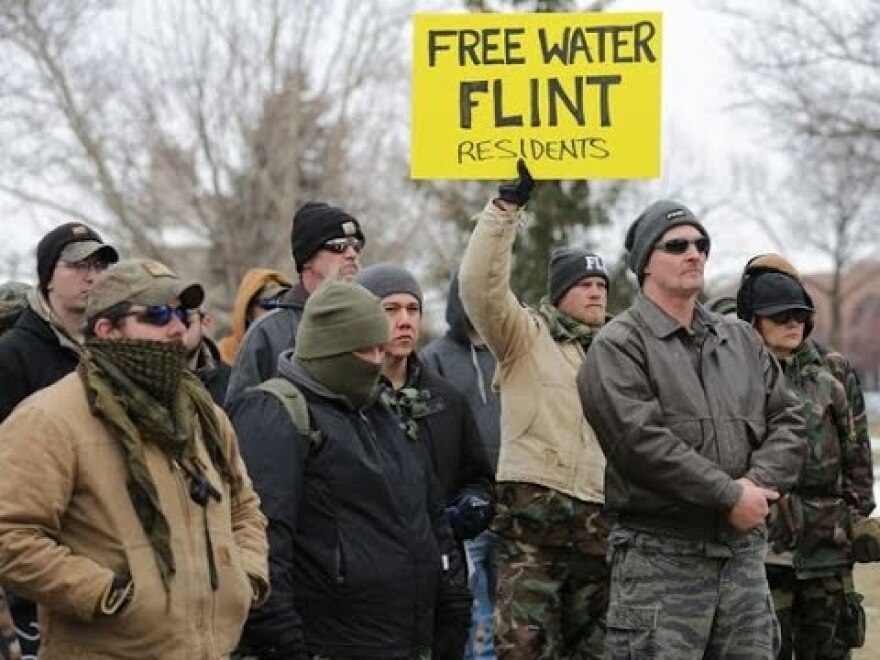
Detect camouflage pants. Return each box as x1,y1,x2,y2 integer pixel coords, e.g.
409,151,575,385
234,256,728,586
766,566,858,660
605,525,780,660
310,650,431,660
494,535,609,660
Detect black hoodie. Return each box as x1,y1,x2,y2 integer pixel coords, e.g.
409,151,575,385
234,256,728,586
420,271,501,471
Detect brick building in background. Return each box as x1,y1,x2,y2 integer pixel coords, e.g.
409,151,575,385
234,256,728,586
803,259,880,390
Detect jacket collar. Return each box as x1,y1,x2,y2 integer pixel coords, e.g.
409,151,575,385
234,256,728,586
278,282,309,309
25,289,83,354
634,293,723,341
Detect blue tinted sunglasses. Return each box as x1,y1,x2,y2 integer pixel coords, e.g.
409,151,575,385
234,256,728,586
123,305,190,327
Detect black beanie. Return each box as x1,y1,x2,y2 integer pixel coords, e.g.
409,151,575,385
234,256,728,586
290,202,365,272
548,247,608,305
356,263,423,305
36,222,119,294
625,200,708,281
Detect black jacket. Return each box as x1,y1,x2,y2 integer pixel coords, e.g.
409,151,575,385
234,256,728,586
228,354,464,659
389,356,495,541
224,283,308,405
0,306,79,422
193,337,231,406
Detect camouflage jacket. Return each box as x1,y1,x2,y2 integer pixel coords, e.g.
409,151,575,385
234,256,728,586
774,340,874,577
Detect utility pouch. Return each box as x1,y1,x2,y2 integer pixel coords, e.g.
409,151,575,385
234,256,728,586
838,591,866,649
768,494,802,553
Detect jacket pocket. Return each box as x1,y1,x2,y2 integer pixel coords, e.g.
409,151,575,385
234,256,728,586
211,531,253,654
333,526,347,587
606,604,659,657
796,496,852,569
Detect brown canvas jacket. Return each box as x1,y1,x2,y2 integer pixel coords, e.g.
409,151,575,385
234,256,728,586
459,200,604,505
578,294,807,540
0,373,268,659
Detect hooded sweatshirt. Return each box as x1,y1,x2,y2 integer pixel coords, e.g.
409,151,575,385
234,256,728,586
216,268,292,365
421,272,501,470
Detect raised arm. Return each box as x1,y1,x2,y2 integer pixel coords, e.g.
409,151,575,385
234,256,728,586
459,160,539,363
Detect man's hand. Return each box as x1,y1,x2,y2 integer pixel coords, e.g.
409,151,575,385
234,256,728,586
497,158,534,208
728,477,779,532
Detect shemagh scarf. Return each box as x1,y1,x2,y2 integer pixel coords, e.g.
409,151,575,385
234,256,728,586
79,338,235,596
537,297,603,351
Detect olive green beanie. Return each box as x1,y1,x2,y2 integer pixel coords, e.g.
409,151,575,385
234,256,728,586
295,280,390,359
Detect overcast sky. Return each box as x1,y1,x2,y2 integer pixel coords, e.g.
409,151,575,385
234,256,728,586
0,0,824,286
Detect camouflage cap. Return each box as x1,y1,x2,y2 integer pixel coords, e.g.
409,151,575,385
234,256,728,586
58,240,117,266
85,258,204,321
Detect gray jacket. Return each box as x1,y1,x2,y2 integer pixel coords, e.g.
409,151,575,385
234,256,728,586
224,283,308,406
420,271,500,471
578,294,806,540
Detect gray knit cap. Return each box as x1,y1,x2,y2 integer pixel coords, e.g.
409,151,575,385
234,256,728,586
295,280,389,359
625,200,708,281
548,247,608,305
356,263,423,305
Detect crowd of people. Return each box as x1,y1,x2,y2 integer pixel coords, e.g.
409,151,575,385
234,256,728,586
0,159,876,660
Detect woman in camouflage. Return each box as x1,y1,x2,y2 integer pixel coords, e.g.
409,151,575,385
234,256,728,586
737,258,873,660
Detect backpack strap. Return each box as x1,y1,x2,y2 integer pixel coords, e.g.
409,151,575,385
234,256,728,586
258,377,324,455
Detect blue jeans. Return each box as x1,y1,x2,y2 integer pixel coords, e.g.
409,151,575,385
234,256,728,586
465,530,498,660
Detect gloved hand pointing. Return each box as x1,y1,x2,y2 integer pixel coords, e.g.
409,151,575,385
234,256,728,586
497,158,535,207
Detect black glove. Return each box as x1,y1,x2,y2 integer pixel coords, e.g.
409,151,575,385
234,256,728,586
497,158,534,207
446,493,493,541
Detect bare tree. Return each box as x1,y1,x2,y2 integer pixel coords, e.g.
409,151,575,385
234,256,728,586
0,0,412,313
714,0,880,346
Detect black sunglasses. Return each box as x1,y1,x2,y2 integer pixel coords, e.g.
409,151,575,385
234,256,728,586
765,309,811,325
322,237,363,255
121,304,190,327
654,237,711,255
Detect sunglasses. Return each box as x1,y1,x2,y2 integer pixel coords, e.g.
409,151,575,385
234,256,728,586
764,309,811,325
322,237,363,254
653,237,711,255
122,304,191,327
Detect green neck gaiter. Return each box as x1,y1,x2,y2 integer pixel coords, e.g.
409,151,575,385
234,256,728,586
300,352,381,410
537,296,603,351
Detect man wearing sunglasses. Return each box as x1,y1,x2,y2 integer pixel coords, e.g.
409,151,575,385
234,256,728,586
0,222,118,655
225,201,365,405
458,160,613,660
0,223,118,422
737,259,874,659
181,307,232,407
579,201,806,659
0,258,269,659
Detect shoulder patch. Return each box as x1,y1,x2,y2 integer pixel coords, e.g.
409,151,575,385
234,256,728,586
142,260,175,278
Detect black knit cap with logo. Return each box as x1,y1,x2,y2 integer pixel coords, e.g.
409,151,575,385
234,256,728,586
625,200,708,282
36,222,119,294
548,247,609,305
290,202,365,273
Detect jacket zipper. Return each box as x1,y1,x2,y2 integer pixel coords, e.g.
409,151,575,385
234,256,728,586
357,408,420,639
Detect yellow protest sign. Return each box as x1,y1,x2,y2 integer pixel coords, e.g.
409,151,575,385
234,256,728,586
411,12,662,179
